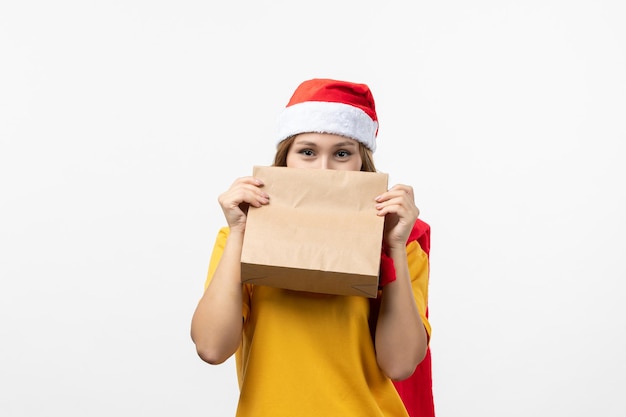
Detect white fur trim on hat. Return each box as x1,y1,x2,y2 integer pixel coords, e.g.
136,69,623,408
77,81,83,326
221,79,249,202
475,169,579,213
277,101,378,152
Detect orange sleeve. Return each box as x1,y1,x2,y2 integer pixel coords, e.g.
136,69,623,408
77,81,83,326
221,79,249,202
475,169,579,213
406,239,431,338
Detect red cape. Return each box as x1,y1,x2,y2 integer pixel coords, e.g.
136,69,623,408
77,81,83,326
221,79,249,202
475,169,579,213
378,219,435,417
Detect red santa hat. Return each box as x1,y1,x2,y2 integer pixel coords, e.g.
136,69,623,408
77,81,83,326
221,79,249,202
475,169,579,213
276,78,379,152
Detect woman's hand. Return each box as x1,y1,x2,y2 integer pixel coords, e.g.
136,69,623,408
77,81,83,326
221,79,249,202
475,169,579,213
218,176,270,232
192,176,268,364
375,184,420,251
374,184,427,380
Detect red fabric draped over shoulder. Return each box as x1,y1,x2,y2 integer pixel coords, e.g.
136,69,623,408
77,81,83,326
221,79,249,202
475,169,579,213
394,219,434,417
375,219,435,417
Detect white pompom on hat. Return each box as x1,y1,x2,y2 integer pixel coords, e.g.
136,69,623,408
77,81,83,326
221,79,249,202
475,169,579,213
276,78,379,152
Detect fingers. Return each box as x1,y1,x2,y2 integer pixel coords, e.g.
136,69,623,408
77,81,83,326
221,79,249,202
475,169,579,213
376,184,420,248
218,177,270,228
375,184,419,219
219,176,270,209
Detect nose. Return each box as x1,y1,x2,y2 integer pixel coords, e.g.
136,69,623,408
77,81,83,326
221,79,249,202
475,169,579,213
318,157,330,170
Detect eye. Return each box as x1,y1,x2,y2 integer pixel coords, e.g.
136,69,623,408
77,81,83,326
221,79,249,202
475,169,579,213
335,149,352,158
298,148,315,156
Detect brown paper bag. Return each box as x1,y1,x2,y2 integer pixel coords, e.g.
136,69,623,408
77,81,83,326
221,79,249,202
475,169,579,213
240,166,388,298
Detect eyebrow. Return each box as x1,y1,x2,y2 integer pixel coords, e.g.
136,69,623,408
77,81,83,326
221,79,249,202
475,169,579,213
293,140,358,148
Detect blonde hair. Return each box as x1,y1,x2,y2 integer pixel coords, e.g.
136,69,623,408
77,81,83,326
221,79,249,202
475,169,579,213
272,136,377,173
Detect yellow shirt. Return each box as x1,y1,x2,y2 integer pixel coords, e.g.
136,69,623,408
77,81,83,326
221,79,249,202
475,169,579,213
204,227,431,417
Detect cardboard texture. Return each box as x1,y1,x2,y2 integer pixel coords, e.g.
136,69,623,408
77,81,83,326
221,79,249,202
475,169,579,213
241,166,388,298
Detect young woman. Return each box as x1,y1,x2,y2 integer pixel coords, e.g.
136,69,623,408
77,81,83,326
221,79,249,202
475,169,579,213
191,78,434,417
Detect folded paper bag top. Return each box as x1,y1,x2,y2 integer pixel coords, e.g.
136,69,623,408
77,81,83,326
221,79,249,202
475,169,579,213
240,166,388,298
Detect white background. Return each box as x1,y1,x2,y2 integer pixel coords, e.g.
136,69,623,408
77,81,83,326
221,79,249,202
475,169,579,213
1,1,625,416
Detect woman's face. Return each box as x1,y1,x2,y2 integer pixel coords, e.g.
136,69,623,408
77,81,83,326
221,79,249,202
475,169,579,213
286,133,363,171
